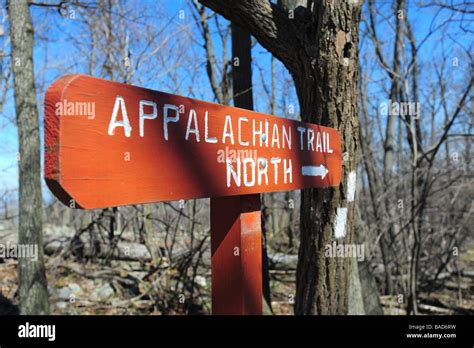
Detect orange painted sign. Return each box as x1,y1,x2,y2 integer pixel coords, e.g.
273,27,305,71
45,74,342,209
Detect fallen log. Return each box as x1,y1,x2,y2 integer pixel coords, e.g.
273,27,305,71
3,227,300,270
268,252,298,270
44,237,153,262
418,294,473,315
44,235,300,270
418,303,452,314
461,270,474,278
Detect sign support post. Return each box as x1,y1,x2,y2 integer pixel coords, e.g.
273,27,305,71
210,24,262,315
211,195,262,314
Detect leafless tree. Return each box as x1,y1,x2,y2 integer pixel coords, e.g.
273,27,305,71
8,0,50,314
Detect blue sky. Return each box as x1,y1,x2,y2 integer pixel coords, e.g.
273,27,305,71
0,0,472,200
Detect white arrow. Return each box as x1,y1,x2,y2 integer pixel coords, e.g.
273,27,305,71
301,164,329,179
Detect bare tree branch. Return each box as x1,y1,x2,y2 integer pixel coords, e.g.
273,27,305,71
198,0,300,74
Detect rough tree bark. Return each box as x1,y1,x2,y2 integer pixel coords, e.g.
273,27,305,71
8,0,50,314
200,0,362,314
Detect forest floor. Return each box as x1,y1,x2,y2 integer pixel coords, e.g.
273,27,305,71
380,240,474,315
0,240,472,315
0,256,297,315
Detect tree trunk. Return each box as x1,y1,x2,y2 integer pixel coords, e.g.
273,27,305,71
289,3,361,315
143,204,158,260
382,0,404,184
8,0,50,314
200,0,362,314
354,206,384,315
284,191,294,250
383,0,404,297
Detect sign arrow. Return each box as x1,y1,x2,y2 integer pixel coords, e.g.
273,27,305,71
301,165,329,180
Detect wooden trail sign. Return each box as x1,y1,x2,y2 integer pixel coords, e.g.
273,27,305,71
45,75,342,209
44,74,343,315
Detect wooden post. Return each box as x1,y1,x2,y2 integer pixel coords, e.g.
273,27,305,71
209,24,262,315
211,195,262,314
